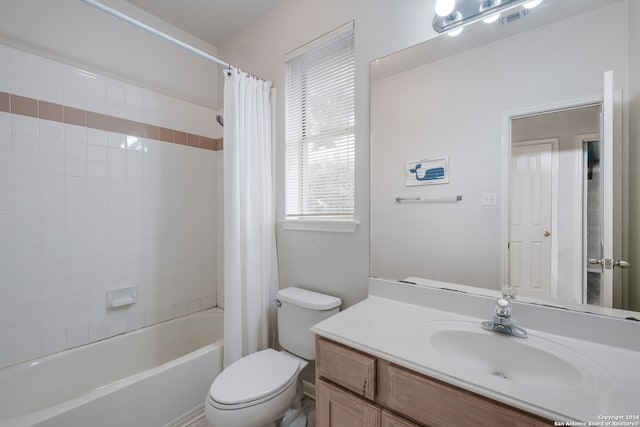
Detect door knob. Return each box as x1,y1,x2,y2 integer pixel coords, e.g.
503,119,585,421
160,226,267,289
614,260,630,269
588,258,630,269
543,230,551,237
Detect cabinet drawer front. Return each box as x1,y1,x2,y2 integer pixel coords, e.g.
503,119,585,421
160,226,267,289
381,410,422,427
387,365,549,427
317,337,376,399
317,380,381,427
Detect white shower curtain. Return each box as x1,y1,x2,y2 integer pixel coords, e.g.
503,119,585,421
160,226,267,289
223,69,279,368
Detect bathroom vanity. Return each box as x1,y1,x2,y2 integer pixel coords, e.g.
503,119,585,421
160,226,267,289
312,279,640,426
342,0,640,423
315,337,548,426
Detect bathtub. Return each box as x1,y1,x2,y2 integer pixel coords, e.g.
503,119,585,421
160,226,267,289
0,308,224,427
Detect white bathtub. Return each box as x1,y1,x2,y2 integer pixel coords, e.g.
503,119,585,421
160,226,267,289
0,308,224,427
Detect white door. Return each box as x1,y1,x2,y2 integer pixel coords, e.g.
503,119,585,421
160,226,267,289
593,70,628,307
601,70,614,307
510,139,557,300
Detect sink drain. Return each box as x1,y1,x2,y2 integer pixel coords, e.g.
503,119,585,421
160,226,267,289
491,371,509,379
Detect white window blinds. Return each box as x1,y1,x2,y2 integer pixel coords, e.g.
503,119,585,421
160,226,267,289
285,22,355,218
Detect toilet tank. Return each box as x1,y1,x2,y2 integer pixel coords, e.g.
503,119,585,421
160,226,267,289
277,287,341,361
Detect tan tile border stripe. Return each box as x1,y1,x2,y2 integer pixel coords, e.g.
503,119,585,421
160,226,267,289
0,91,223,151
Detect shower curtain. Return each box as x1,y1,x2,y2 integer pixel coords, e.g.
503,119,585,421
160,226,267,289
223,69,279,368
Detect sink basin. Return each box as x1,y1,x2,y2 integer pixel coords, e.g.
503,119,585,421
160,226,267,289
413,320,612,391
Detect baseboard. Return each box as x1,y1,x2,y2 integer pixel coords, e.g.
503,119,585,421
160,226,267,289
302,380,316,400
165,403,205,427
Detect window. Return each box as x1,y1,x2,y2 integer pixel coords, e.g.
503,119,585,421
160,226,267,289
284,22,355,221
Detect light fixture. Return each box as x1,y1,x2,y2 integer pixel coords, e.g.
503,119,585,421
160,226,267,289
435,0,456,17
523,0,542,9
444,10,463,26
482,12,501,23
432,0,533,33
479,0,501,12
448,27,464,37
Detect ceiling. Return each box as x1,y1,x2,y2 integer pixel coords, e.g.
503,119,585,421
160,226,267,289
124,0,285,46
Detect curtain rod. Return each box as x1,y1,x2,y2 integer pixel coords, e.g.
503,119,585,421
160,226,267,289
80,0,256,76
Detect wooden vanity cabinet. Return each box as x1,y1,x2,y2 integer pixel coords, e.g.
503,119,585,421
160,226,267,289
381,410,422,427
316,335,376,400
315,336,550,427
317,379,381,427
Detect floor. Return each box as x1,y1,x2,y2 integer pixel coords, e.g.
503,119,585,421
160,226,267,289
186,397,316,427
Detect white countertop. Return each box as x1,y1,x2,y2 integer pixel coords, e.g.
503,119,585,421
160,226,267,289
311,291,640,423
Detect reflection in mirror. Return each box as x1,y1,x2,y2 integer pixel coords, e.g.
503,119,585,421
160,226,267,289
370,0,639,316
509,105,601,304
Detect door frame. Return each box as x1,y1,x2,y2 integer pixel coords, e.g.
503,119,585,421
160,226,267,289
500,95,603,295
603,72,626,309
577,132,601,305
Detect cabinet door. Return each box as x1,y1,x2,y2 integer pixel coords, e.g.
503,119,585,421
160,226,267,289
317,379,381,427
317,337,377,399
386,365,549,427
381,410,422,427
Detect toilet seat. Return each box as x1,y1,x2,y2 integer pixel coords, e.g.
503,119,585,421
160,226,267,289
208,349,301,410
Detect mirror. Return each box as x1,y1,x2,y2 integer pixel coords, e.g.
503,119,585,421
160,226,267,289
370,0,639,316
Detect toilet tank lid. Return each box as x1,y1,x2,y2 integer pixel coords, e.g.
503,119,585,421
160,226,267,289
277,287,341,310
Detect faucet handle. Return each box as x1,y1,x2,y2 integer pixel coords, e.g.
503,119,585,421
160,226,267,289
500,284,517,299
495,298,511,317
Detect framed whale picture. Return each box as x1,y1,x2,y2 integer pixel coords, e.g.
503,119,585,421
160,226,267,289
405,156,449,186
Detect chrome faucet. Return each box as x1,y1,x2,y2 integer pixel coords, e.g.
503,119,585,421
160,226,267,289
481,298,528,338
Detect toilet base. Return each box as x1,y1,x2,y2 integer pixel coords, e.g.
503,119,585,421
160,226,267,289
278,407,306,427
278,374,307,427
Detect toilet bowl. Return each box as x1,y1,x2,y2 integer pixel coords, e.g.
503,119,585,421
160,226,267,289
205,287,341,427
205,349,307,427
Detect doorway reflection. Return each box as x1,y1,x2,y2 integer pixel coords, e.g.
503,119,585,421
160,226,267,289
584,136,602,305
510,105,601,305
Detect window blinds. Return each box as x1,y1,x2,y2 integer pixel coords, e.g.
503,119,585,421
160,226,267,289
285,22,355,218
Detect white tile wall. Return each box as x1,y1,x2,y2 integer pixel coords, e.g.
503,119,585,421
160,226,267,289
0,43,219,369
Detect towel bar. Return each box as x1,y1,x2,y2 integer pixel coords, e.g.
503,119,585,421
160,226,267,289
395,195,462,203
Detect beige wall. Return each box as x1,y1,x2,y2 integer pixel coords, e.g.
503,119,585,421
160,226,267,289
219,0,635,311
219,0,439,308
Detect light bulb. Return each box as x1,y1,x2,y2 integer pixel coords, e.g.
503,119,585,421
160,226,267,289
448,27,464,37
482,12,501,23
523,0,543,9
435,0,456,17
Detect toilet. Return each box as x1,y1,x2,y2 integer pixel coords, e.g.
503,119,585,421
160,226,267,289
205,287,341,427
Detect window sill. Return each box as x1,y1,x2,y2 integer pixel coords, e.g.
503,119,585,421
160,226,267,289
279,217,359,233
